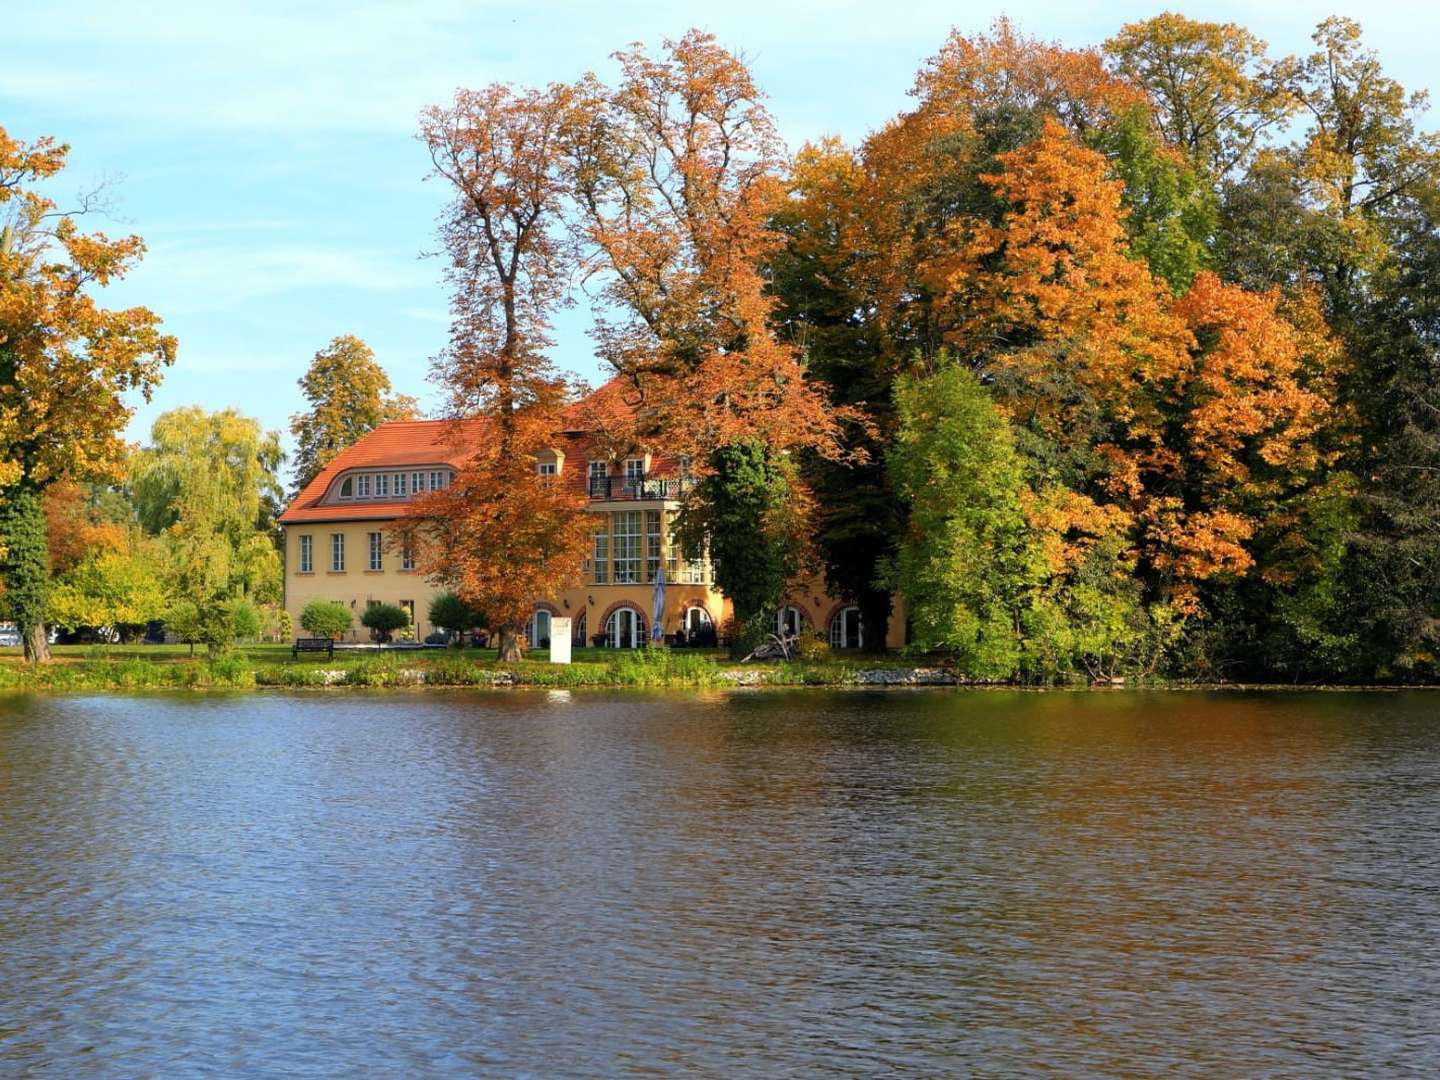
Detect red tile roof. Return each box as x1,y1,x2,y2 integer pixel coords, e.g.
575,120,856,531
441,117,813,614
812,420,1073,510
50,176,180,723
278,380,677,525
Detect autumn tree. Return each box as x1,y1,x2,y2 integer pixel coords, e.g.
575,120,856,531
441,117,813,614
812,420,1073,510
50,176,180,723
1104,14,1295,178
410,83,592,661
0,126,175,660
289,334,418,493
566,31,845,636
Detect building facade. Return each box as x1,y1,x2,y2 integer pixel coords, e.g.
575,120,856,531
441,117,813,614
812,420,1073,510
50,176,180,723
278,398,902,649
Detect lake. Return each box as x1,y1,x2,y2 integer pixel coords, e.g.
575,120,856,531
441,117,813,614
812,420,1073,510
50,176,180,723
2,688,1438,1076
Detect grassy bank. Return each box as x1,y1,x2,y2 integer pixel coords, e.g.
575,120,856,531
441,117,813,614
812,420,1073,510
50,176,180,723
0,642,915,692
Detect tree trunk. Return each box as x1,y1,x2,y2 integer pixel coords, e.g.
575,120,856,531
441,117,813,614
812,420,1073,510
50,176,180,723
497,624,524,662
23,622,51,664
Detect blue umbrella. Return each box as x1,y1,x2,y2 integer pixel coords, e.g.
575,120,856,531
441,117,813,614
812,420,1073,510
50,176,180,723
651,563,667,643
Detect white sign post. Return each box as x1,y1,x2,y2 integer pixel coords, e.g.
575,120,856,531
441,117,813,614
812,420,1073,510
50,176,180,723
549,617,572,664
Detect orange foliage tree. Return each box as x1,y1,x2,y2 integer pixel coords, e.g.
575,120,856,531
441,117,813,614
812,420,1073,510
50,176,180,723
411,84,592,661
1,127,175,661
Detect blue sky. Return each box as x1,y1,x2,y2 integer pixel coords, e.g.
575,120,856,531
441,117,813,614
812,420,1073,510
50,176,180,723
5,1,1437,464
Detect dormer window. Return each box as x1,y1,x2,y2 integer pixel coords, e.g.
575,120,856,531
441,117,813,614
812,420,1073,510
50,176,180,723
394,472,408,496
537,462,557,476
339,476,354,499
356,474,372,499
376,473,390,498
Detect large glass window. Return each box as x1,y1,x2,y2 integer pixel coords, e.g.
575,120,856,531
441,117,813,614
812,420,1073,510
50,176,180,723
299,534,313,573
368,531,383,571
775,606,805,638
675,537,706,584
592,527,609,584
612,511,642,584
588,460,608,497
331,533,345,572
645,510,662,582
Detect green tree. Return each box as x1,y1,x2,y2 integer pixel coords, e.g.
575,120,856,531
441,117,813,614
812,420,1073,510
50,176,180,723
428,591,482,641
0,490,51,655
289,335,418,494
361,602,410,643
47,546,169,639
130,407,283,657
673,441,807,656
885,365,1041,677
300,599,352,639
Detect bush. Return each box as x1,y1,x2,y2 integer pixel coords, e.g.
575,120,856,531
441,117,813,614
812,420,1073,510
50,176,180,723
300,599,352,639
361,602,411,643
794,633,831,661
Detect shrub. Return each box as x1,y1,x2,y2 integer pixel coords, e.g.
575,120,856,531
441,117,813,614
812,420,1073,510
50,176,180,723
361,602,410,643
300,599,352,639
794,633,831,661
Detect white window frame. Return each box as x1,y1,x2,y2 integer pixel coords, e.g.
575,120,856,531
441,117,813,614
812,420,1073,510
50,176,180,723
612,510,642,584
339,477,353,500
331,533,345,572
537,461,557,476
829,606,863,649
299,534,313,573
356,474,372,499
394,472,407,497
775,606,804,638
376,473,390,498
368,531,383,572
411,471,426,494
401,536,415,572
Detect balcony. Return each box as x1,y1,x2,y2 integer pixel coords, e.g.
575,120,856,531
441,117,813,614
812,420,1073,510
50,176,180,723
588,476,691,501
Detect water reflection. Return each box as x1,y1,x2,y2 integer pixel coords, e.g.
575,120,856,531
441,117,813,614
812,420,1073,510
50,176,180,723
2,689,1438,1074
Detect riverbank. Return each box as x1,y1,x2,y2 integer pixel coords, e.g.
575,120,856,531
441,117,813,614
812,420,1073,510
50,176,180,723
0,643,955,692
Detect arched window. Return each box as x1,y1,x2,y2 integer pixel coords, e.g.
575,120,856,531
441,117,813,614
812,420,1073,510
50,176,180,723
339,476,353,499
530,609,552,649
775,606,805,638
605,607,645,649
573,611,586,645
829,606,863,649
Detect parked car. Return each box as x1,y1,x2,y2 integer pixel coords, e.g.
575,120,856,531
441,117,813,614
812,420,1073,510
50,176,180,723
0,626,22,648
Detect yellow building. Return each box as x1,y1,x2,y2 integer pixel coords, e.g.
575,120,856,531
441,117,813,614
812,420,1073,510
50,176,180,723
278,395,901,650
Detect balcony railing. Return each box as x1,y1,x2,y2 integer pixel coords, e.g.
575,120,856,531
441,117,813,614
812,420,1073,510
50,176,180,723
588,476,691,501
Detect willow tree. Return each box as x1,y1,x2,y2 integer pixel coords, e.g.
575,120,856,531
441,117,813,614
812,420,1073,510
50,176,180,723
411,83,591,661
130,407,283,656
0,127,175,661
566,31,846,646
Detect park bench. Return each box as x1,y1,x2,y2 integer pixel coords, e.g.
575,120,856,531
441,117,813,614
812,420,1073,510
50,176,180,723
292,637,335,659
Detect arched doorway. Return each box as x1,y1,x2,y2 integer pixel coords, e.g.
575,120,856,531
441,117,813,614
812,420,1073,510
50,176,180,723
681,605,715,646
829,606,863,649
530,609,552,648
606,606,645,649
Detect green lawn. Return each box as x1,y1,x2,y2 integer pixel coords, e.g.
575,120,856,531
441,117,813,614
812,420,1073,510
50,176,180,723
0,640,904,691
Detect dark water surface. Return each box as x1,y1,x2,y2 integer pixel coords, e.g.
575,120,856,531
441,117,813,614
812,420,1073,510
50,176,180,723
2,689,1439,1076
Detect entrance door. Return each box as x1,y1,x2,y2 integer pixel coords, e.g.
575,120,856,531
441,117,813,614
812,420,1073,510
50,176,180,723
531,609,552,648
607,608,642,648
